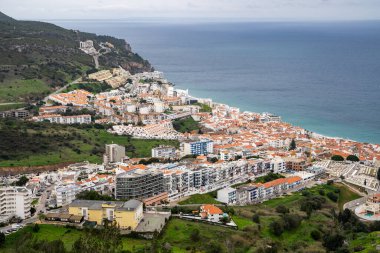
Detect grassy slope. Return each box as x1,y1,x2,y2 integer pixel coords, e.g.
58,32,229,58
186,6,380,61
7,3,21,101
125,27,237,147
172,117,200,133
0,121,179,167
2,224,148,253
178,193,221,205
0,103,26,111
0,79,50,102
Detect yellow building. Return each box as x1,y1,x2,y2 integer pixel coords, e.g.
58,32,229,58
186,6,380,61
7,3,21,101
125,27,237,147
69,199,143,230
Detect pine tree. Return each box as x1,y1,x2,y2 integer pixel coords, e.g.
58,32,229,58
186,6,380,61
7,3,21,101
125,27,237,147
289,139,296,151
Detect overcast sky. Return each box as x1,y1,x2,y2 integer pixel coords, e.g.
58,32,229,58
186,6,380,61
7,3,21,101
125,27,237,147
1,0,380,21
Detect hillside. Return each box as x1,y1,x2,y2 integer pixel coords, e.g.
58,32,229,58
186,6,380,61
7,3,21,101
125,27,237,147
0,119,178,169
0,11,152,103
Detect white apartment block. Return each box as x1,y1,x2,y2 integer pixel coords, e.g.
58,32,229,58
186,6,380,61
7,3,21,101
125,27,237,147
56,184,80,207
152,145,177,159
32,114,92,124
0,186,32,219
104,144,126,164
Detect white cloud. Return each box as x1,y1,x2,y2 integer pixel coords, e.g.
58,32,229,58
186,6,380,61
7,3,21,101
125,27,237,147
1,0,379,20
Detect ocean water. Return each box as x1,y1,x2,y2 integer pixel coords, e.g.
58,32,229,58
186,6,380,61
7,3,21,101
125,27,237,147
53,20,380,144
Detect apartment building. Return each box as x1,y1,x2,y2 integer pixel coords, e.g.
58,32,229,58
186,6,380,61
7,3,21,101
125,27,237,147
0,186,32,219
69,199,143,230
55,184,80,207
115,169,165,200
284,157,308,171
32,114,91,124
104,144,126,164
217,187,237,204
181,139,214,156
0,109,29,118
151,145,177,159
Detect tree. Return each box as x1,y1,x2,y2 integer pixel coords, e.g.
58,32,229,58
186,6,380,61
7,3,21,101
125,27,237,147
327,192,338,202
322,233,345,251
252,213,260,224
282,214,302,230
310,230,321,240
269,220,284,236
14,176,29,186
331,155,344,161
32,223,40,233
0,232,5,247
72,220,122,253
289,139,296,151
346,155,359,162
209,157,218,163
190,228,200,242
275,205,289,214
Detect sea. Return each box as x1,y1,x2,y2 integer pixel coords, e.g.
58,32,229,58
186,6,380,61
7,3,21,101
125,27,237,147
52,20,380,144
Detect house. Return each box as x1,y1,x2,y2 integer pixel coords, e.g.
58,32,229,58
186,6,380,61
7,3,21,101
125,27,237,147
69,199,143,230
200,204,223,222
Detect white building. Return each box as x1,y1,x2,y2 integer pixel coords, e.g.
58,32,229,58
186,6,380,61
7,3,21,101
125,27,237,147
32,114,92,124
152,145,177,159
270,157,286,173
56,184,80,207
104,144,126,164
181,140,214,156
0,186,32,219
217,187,237,204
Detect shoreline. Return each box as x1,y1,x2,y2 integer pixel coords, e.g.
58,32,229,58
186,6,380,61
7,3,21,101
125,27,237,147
185,93,379,146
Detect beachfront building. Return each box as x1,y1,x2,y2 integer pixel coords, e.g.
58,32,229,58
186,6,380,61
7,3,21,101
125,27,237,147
0,186,32,219
181,139,214,156
115,169,165,200
69,199,143,229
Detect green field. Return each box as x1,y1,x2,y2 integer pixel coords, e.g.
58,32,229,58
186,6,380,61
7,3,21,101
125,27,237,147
0,78,50,103
0,120,179,167
172,117,200,133
178,192,220,205
0,103,26,111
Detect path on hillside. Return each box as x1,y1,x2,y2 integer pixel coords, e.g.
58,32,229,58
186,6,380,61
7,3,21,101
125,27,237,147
43,77,82,103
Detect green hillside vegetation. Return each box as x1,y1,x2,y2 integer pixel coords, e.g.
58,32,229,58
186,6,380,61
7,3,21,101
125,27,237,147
0,11,152,103
2,184,374,253
0,119,178,167
172,117,200,133
63,82,112,94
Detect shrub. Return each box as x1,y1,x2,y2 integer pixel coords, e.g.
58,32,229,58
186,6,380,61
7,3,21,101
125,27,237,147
32,223,40,233
322,233,345,251
190,229,200,242
331,155,344,161
269,220,284,236
327,192,338,202
282,214,302,230
318,189,325,196
252,214,260,224
310,230,321,240
275,205,289,214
